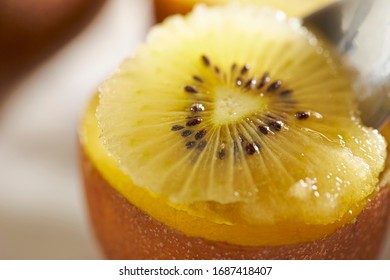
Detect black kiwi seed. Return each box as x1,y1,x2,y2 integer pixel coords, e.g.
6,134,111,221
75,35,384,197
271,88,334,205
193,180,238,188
184,85,198,93
171,125,184,131
193,76,203,83
197,140,207,150
186,115,200,119
244,78,256,89
231,63,237,72
245,143,259,155
195,129,207,140
267,80,282,92
214,66,220,74
190,103,205,112
186,141,196,149
186,117,202,126
269,121,283,132
280,89,293,96
295,111,310,120
236,78,243,87
181,130,193,137
257,73,270,89
218,149,226,160
259,125,270,135
201,55,210,66
241,64,250,75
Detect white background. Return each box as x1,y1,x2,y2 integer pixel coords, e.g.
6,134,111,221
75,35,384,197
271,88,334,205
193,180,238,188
0,0,389,259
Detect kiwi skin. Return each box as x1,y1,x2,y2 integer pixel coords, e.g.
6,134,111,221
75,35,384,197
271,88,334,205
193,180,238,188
80,121,390,259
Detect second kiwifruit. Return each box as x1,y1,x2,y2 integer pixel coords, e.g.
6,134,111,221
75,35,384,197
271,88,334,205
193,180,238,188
0,0,105,89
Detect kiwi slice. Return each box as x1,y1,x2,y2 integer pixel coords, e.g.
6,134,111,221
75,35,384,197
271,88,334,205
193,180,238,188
97,4,386,225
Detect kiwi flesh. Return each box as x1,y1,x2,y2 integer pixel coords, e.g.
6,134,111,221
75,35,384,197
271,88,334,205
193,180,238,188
97,4,387,227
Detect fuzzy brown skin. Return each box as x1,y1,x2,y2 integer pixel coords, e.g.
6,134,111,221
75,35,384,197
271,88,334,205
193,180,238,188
80,145,390,259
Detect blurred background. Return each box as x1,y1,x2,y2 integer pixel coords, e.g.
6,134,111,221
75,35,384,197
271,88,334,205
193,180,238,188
0,0,153,259
0,0,389,259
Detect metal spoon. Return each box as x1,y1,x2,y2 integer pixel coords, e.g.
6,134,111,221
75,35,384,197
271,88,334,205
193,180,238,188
303,0,390,129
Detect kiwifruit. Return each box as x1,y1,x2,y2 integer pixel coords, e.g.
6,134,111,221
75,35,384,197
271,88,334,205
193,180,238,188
82,3,390,259
153,0,337,22
97,4,386,228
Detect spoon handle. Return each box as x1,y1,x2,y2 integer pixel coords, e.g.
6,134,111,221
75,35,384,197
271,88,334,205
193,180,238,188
304,0,390,129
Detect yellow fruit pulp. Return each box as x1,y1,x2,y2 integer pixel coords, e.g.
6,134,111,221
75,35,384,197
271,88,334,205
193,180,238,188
80,94,379,246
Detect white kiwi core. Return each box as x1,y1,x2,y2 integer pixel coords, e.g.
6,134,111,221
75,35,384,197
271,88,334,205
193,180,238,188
213,86,268,125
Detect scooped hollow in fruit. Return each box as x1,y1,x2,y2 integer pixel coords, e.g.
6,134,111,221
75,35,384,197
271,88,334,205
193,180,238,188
97,4,387,226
